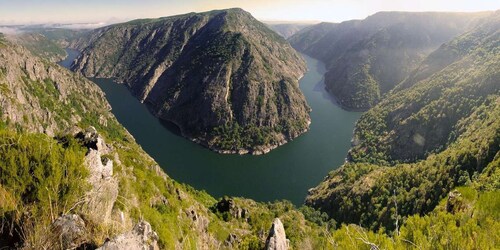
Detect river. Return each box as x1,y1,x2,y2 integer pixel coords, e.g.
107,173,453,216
59,49,362,205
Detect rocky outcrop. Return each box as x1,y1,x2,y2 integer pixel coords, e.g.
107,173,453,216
52,214,87,249
214,197,249,220
265,218,289,250
71,8,310,154
446,190,466,214
97,220,159,250
79,127,118,224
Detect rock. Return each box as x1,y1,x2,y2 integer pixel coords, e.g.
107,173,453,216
446,190,465,214
175,188,187,201
186,206,209,232
97,220,159,250
224,233,238,247
51,214,87,249
82,177,118,224
265,218,289,250
85,149,113,186
215,197,248,220
76,126,110,154
81,129,118,224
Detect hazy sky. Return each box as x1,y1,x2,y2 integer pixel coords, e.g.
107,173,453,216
1,0,499,25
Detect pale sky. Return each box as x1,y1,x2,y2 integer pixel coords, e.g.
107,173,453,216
1,0,499,25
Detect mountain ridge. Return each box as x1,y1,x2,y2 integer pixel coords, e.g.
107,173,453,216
71,8,311,155
305,11,500,231
289,11,491,110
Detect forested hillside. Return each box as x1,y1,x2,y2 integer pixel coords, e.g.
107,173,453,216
289,11,489,110
70,8,310,155
0,36,329,249
1,9,499,250
306,11,500,235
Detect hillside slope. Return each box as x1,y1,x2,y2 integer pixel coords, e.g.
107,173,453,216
289,11,488,110
0,35,329,249
1,27,499,249
306,11,500,230
71,8,310,155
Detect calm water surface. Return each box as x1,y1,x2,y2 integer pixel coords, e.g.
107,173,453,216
60,49,362,205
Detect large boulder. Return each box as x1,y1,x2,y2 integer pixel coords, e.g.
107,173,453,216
97,220,159,250
51,214,87,249
265,218,289,250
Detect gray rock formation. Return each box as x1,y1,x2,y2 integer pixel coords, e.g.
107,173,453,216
52,214,87,249
76,126,111,154
215,197,248,220
265,218,289,250
97,220,159,250
80,127,118,224
0,39,111,137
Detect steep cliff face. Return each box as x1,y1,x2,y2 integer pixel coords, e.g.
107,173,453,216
71,8,310,154
289,11,489,110
305,11,500,230
0,36,112,136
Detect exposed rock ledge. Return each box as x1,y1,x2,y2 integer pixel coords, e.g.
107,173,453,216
265,218,289,250
97,220,159,250
77,127,118,224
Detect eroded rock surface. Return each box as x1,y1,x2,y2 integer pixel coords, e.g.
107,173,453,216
97,221,159,250
265,218,289,250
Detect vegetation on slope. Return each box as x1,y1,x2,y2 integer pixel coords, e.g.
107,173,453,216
1,16,500,249
289,11,489,110
306,11,500,235
0,34,329,249
13,33,67,62
265,22,314,38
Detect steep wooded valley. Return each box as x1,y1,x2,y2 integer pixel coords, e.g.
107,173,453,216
0,7,499,250
70,8,310,155
289,11,490,110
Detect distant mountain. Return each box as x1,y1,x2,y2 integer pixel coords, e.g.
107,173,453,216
289,11,490,110
5,27,87,62
306,11,500,230
71,8,310,155
10,32,67,62
264,22,315,38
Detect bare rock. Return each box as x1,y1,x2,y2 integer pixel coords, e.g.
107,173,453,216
224,233,239,248
52,214,87,249
214,197,248,220
81,129,118,224
76,126,110,154
265,218,289,250
97,220,159,250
